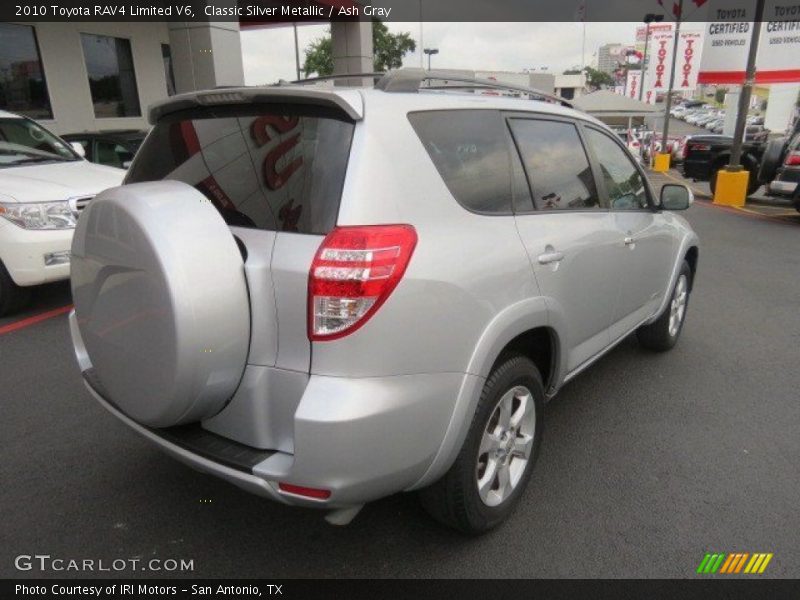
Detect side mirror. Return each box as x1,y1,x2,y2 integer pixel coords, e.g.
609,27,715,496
660,184,693,210
70,142,86,158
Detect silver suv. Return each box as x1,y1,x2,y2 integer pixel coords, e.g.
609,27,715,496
69,71,699,533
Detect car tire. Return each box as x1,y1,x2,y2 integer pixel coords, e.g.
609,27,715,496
419,353,544,534
757,137,788,185
0,261,32,317
637,260,692,352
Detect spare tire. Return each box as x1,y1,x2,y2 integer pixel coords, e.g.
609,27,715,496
71,181,250,428
757,137,787,184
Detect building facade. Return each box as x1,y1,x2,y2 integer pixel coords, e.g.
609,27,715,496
597,43,623,75
0,20,244,135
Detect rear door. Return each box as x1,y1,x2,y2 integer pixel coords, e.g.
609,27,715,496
581,125,676,341
507,115,619,373
125,105,356,373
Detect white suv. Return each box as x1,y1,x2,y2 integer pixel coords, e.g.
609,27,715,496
0,111,124,315
69,71,699,533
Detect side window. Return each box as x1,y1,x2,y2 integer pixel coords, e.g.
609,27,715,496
408,110,512,214
508,118,602,211
95,140,134,168
584,128,649,210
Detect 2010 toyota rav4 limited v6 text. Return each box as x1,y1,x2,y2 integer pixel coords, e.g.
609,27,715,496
69,70,699,534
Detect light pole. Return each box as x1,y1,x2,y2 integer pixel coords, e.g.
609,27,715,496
715,0,766,206
659,0,683,166
293,22,301,81
729,0,765,171
639,13,664,102
424,48,439,70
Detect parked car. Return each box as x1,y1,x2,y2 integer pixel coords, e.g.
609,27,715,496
68,71,699,533
694,112,721,127
686,111,713,126
0,110,125,315
61,130,147,169
761,130,800,210
682,134,765,196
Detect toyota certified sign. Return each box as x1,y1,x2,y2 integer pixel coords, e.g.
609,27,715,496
698,0,800,84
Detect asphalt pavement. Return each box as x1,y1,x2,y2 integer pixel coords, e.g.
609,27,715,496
1,182,799,578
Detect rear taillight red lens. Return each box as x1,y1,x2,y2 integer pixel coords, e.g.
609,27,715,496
784,151,800,166
308,224,417,341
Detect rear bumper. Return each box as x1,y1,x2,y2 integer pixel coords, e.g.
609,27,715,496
682,159,710,181
0,221,72,286
768,168,800,196
72,312,468,508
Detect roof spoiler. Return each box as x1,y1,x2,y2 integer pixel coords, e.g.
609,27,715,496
148,87,363,124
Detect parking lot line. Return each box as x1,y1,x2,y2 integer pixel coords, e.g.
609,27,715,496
0,304,72,336
658,169,710,198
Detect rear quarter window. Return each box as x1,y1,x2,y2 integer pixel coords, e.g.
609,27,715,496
408,110,512,214
126,105,354,234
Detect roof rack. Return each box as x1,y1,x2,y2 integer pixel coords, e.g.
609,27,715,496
375,69,573,108
280,73,386,86
276,69,573,108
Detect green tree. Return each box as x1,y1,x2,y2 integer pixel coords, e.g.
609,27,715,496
303,36,333,78
303,21,416,77
582,66,614,90
714,87,728,105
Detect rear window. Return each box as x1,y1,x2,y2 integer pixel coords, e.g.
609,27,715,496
408,110,512,214
126,105,354,234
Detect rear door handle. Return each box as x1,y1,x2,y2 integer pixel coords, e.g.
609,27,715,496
537,251,564,265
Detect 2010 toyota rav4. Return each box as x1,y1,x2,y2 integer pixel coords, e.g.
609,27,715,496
69,71,699,533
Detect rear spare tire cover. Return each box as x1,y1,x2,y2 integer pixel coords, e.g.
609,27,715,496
71,181,250,428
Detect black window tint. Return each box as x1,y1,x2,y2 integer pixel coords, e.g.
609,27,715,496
0,23,52,119
584,128,649,210
408,110,512,214
81,34,141,118
509,119,601,211
161,44,176,96
95,140,134,168
126,107,354,234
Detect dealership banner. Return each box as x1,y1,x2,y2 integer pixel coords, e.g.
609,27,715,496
676,30,705,90
643,24,677,98
698,0,800,84
625,69,642,99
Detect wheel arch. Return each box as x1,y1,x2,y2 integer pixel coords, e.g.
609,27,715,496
684,246,699,290
409,297,562,490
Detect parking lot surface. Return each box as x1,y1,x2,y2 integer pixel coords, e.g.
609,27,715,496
2,174,799,579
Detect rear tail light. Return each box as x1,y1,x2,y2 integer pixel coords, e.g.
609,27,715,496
689,143,711,152
784,151,800,166
308,224,417,341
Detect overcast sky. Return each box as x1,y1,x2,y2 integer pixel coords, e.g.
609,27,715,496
241,22,642,84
